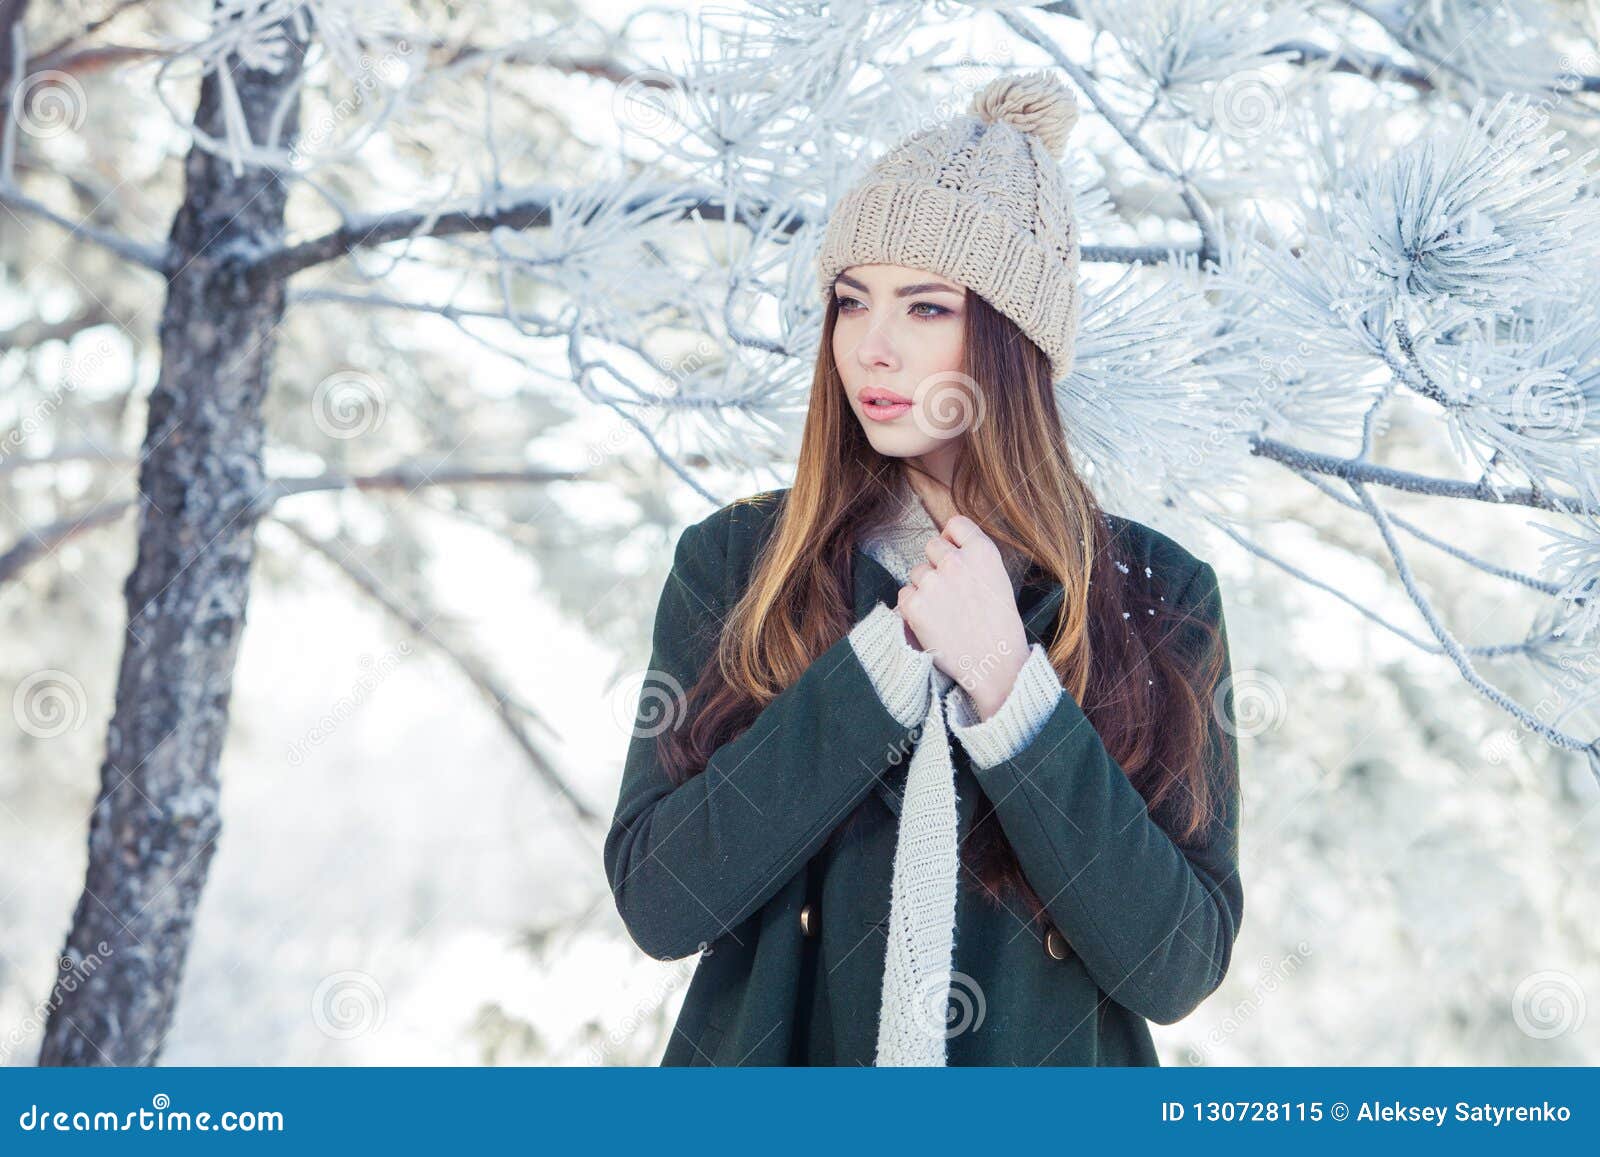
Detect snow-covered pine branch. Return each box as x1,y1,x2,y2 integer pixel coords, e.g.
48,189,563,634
5,0,1598,775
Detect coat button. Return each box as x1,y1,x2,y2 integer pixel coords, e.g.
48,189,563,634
1045,927,1070,960
800,901,818,937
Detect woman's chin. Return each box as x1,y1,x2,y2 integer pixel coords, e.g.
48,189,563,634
860,428,927,457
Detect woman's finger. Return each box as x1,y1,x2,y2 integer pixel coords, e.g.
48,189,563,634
941,513,986,548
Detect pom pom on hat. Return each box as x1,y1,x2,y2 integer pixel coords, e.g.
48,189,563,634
968,69,1079,160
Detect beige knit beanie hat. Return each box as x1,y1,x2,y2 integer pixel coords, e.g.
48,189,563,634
817,70,1083,381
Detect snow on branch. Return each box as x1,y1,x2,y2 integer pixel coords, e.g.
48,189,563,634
7,0,1597,773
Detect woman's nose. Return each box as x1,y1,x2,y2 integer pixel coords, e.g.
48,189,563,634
852,327,899,370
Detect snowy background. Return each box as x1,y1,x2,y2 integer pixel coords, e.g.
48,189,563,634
2,0,1598,1065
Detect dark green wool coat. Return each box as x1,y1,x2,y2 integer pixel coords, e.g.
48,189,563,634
604,487,1243,1066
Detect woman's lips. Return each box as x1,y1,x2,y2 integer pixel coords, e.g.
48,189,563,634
861,399,913,421
860,386,914,421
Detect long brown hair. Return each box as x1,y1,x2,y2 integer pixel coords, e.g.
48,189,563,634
657,287,1232,930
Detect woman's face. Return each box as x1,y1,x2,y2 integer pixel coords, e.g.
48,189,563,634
831,263,973,474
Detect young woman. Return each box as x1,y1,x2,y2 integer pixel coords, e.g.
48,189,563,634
604,71,1242,1066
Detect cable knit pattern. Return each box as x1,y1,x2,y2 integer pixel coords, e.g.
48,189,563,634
845,476,1061,1065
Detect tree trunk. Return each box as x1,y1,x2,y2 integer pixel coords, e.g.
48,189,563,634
37,18,305,1066
0,1,30,134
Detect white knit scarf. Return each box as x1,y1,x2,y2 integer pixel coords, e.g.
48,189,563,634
859,478,1027,1066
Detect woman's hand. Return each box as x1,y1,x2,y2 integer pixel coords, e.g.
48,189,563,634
896,514,1029,720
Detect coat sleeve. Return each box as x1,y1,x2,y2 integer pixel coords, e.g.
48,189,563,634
961,559,1244,1025
604,513,922,961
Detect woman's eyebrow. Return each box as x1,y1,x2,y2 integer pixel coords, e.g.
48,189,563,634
893,282,962,297
832,274,963,298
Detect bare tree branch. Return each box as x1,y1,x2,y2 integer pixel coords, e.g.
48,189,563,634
1250,435,1589,514
0,463,595,585
272,516,602,825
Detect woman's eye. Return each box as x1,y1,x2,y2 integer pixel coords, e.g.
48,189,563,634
835,296,950,318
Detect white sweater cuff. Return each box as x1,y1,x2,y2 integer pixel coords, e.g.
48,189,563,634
944,642,1063,769
847,602,935,728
